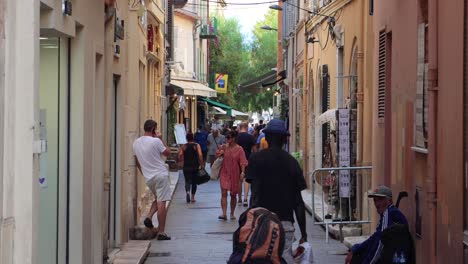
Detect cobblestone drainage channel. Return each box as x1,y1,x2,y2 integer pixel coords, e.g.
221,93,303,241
147,252,171,257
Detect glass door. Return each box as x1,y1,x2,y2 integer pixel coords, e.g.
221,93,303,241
38,37,69,264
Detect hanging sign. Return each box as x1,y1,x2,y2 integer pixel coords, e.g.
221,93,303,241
215,73,228,94
338,109,350,198
147,24,154,52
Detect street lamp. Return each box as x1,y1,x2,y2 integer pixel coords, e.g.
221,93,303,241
269,4,282,11
260,25,278,31
269,3,334,19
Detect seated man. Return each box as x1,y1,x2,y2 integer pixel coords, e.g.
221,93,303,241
345,185,408,264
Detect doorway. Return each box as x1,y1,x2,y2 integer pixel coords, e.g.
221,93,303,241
108,75,122,251
38,37,70,264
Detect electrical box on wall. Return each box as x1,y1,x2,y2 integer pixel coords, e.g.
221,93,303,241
62,0,72,16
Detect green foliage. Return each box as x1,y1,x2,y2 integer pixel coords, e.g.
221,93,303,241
209,11,278,113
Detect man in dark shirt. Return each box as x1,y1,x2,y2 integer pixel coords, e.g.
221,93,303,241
194,125,208,161
245,119,308,263
236,122,257,206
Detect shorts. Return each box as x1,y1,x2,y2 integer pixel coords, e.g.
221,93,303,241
207,154,216,163
146,175,172,202
281,221,296,263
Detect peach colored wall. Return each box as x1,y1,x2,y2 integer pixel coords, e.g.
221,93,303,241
374,0,465,262
435,1,464,262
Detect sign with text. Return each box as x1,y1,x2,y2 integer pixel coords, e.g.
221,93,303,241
215,73,228,94
174,124,187,145
338,109,350,198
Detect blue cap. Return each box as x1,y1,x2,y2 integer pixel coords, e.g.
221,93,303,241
263,119,290,136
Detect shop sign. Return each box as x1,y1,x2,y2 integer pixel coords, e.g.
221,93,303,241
147,25,154,52
338,109,350,198
215,73,228,94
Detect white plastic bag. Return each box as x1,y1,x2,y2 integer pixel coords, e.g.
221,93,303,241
210,157,223,180
292,241,313,263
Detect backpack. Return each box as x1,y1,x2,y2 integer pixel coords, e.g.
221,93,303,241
228,207,286,264
379,224,415,264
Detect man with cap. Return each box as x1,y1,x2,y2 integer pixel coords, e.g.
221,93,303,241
345,185,408,264
245,119,309,263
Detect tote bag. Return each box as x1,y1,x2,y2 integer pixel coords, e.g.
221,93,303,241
210,157,223,180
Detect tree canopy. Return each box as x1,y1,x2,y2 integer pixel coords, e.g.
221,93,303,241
209,10,278,113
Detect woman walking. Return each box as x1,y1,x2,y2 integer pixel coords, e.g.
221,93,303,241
216,131,247,220
178,132,204,203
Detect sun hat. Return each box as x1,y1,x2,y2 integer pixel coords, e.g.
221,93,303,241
263,119,290,136
368,185,393,198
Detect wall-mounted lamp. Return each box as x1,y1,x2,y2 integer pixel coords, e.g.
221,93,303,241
306,36,319,44
273,89,281,96
62,0,72,16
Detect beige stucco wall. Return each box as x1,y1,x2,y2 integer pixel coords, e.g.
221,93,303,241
0,1,40,263
302,0,374,226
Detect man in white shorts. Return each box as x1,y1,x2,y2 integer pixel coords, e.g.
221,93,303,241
133,120,172,240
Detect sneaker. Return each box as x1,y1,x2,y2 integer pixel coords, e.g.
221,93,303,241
157,233,171,240
144,217,154,229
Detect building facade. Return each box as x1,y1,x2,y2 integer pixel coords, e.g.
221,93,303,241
373,0,466,262
301,0,374,228
0,0,168,263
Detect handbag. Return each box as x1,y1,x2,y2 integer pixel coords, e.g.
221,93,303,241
210,156,223,180
196,167,210,185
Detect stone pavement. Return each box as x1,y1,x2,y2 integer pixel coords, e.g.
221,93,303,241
144,173,347,264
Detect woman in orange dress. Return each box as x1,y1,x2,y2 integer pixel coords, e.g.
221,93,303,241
216,131,248,220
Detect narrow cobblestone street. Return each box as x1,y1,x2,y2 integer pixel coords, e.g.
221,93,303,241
144,173,347,264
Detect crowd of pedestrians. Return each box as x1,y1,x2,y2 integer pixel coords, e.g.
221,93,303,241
133,118,412,264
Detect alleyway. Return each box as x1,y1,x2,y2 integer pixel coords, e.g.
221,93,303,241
144,174,347,264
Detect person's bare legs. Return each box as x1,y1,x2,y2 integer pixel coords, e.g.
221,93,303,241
230,192,237,219
148,199,158,219
243,181,250,205
238,180,243,203
157,201,167,234
220,189,228,219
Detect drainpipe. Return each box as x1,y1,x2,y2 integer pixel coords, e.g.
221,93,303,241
193,20,202,79
427,0,438,262
356,0,365,220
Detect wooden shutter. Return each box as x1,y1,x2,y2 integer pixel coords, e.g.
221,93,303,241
378,30,386,119
415,24,427,148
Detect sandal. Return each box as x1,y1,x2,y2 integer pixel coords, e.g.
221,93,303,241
157,233,171,241
243,200,248,207
230,215,236,220
143,217,154,229
218,215,227,220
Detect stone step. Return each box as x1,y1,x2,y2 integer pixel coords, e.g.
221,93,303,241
343,235,370,249
112,240,151,264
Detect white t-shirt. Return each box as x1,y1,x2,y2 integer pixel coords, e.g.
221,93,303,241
133,136,168,182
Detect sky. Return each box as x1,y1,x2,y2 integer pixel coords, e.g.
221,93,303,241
219,0,272,42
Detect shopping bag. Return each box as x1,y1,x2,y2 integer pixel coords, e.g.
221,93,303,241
196,167,210,185
210,157,223,180
292,241,313,264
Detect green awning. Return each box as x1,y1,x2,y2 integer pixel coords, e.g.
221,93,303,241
201,98,232,116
